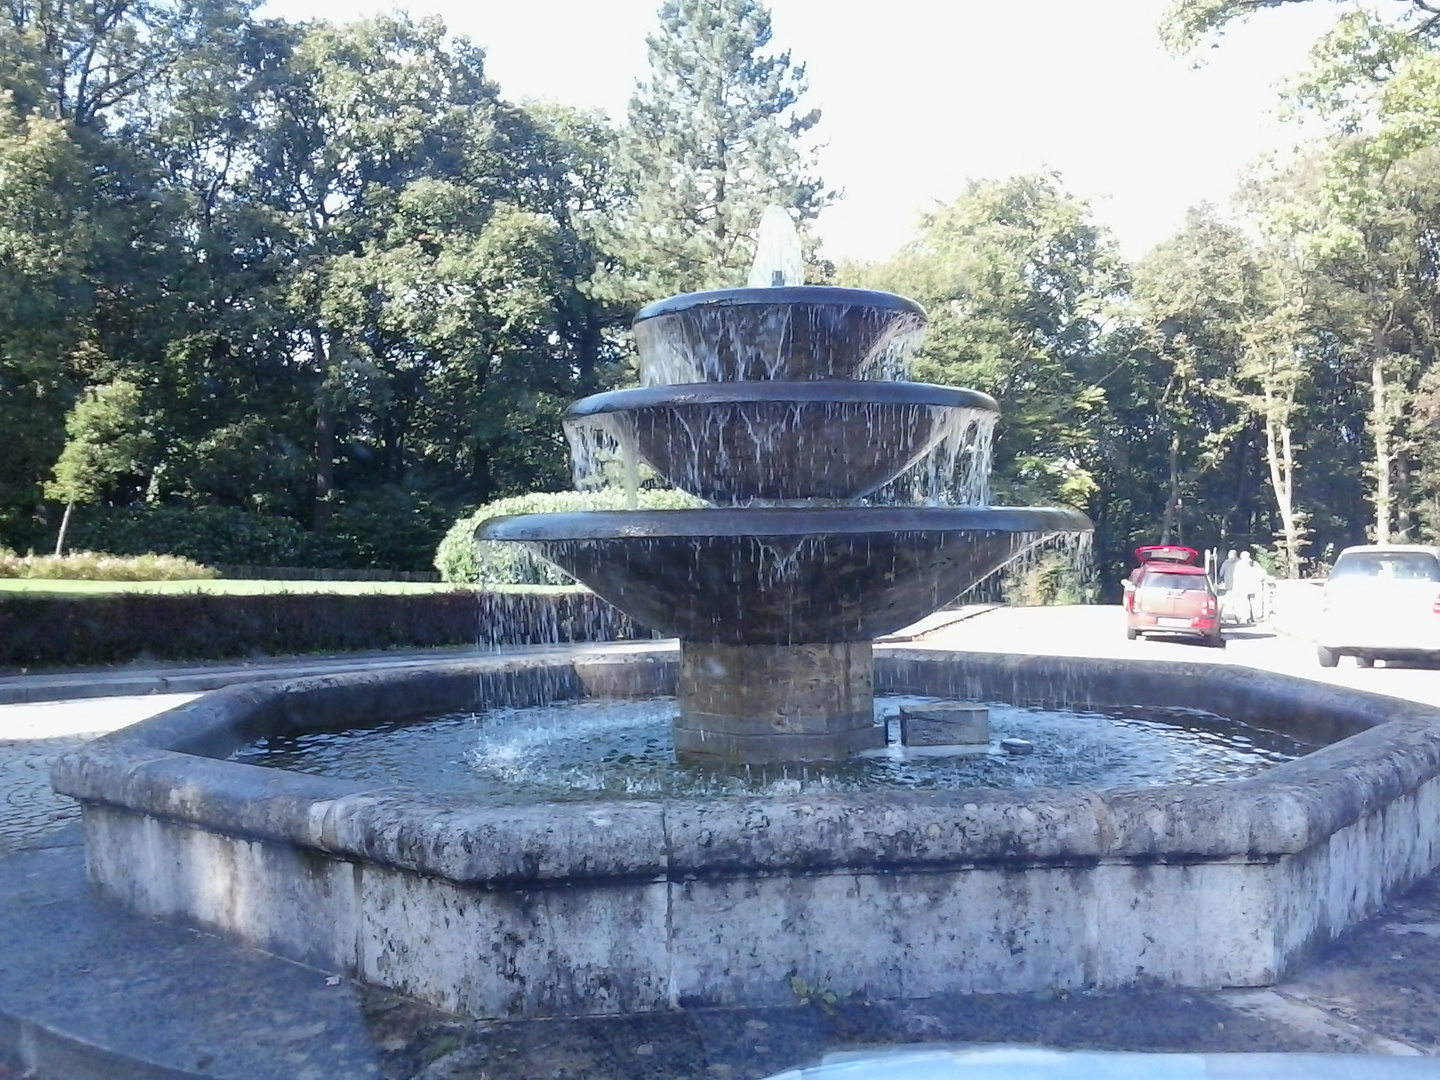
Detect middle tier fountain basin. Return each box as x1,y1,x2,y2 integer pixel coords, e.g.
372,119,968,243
565,382,998,502
479,506,1090,644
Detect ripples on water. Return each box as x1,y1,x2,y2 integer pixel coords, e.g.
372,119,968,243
231,696,1318,806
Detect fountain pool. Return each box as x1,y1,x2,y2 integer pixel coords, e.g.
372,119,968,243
51,645,1440,1018
232,695,1316,801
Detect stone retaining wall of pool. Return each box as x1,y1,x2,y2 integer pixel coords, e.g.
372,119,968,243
50,647,1440,1019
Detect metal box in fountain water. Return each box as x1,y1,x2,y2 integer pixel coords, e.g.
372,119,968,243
898,702,990,751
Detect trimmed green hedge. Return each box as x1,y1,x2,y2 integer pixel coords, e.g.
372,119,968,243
435,488,703,584
0,589,649,667
65,494,458,572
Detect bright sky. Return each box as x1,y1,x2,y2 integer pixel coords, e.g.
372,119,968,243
260,0,1349,263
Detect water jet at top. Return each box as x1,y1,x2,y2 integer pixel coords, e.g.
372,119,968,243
481,208,1092,765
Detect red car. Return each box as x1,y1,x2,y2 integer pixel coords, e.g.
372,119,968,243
1123,545,1225,648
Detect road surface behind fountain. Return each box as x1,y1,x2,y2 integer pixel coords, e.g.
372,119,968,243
914,603,1440,711
9,608,1440,1078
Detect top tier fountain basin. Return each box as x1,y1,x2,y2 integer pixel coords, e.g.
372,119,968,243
634,286,926,385
481,506,1089,644
565,381,999,502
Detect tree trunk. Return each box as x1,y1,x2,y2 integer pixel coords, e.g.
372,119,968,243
1396,451,1412,540
1160,430,1181,545
1371,319,1393,545
1262,401,1300,579
311,328,335,532
1221,426,1256,546
53,499,74,557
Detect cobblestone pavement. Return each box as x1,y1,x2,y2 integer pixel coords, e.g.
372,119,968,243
0,694,196,856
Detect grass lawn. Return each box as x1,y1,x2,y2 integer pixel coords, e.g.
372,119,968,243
0,578,579,598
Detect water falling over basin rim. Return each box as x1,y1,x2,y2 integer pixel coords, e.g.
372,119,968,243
564,383,1001,502
480,505,1090,541
633,285,926,324
565,380,999,417
632,286,930,384
480,506,1092,643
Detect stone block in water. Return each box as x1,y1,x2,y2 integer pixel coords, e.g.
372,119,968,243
574,654,674,698
899,703,990,747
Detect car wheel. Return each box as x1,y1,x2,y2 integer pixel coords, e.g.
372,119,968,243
1356,656,1375,668
1209,633,1226,649
1317,645,1339,668
1125,626,1139,641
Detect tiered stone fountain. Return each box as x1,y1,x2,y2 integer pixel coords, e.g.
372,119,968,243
49,216,1440,1027
482,218,1091,765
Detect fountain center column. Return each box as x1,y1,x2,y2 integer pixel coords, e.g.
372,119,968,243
672,640,883,765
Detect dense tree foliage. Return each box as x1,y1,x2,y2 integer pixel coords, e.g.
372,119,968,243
0,0,835,568
5,0,1440,588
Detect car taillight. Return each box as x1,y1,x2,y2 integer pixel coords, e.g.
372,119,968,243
1204,596,1217,615
1433,591,1440,615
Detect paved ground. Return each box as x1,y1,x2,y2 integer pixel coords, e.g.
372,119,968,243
0,694,201,856
922,603,1440,709
9,607,1440,1078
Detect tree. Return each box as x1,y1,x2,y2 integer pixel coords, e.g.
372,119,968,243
846,174,1127,511
1132,208,1261,550
599,0,832,301
0,107,93,546
1162,0,1440,57
0,0,255,130
1165,0,1440,551
44,378,153,553
1236,260,1312,576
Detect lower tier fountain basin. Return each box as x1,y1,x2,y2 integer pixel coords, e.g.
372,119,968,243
51,647,1440,1020
478,507,1092,643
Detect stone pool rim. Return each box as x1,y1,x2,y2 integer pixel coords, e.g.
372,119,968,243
49,646,1440,1016
52,649,1440,875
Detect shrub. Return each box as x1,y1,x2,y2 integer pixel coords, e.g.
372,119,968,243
323,489,460,571
63,495,465,572
1001,546,1097,607
0,550,216,581
67,505,319,567
435,488,703,585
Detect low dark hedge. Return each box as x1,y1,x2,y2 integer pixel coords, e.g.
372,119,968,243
0,589,648,668
64,494,459,572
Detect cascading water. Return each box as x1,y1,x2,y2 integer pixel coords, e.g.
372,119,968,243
482,208,1092,765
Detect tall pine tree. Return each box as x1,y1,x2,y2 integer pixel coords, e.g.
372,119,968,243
598,0,832,302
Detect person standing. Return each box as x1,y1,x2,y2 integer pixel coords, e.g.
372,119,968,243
1235,551,1267,624
1218,549,1239,622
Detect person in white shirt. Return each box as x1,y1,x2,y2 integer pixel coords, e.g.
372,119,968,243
1234,551,1269,624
